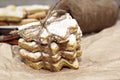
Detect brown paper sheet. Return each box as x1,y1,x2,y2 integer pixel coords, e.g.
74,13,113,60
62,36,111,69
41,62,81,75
0,21,120,80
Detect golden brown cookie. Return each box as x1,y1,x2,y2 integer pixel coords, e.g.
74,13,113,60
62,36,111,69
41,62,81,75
0,5,26,22
27,11,46,19
19,49,42,62
19,48,61,63
18,12,82,72
19,19,38,25
24,58,79,72
23,5,50,14
18,38,39,52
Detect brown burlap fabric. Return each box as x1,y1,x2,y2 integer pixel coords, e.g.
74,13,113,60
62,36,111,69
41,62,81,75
0,21,120,80
56,0,119,34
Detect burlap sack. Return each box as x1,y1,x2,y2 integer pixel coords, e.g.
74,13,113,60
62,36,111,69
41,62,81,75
0,20,120,80
56,0,119,34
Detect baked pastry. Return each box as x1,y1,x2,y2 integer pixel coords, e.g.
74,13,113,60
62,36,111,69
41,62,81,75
24,58,79,71
0,8,6,21
19,5,50,14
27,11,46,19
18,11,82,71
19,19,38,25
18,38,39,52
0,5,26,22
18,22,40,41
0,5,50,26
19,48,61,62
18,38,82,59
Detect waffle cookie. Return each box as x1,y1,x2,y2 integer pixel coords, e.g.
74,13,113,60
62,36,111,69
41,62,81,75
18,11,82,72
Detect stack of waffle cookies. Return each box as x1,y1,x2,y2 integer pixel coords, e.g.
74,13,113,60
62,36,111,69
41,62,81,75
0,5,50,26
18,12,82,71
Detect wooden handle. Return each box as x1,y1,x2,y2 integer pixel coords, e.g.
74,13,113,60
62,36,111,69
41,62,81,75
0,34,20,45
3,34,20,41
